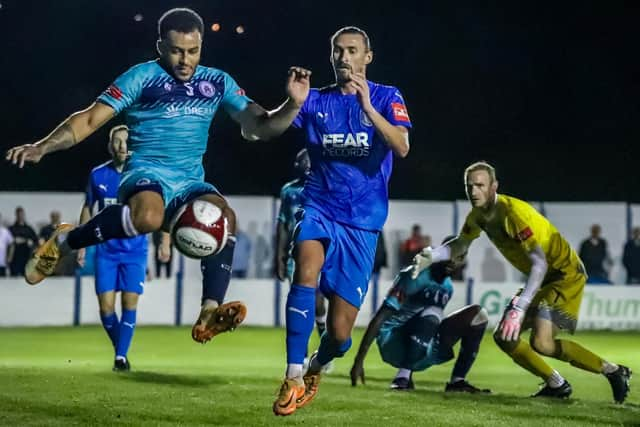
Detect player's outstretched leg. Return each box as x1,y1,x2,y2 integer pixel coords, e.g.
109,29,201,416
530,318,632,403
24,223,74,284
274,284,316,415
494,317,572,399
25,192,162,285
190,195,247,343
301,295,357,406
191,236,246,343
274,240,322,416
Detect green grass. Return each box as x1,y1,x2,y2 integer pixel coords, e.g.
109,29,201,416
0,327,638,426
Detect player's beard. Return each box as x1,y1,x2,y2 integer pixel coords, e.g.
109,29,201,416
334,65,351,84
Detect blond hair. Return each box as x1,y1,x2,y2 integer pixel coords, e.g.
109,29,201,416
464,161,496,183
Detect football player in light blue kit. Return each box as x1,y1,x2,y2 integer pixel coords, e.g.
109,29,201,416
76,125,152,372
274,27,412,416
7,8,311,343
350,244,490,393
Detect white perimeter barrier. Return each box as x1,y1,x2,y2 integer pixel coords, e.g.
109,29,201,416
1,277,638,330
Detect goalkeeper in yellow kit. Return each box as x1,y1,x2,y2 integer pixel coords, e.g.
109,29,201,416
412,161,631,403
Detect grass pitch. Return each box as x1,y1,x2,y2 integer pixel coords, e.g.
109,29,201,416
0,326,638,426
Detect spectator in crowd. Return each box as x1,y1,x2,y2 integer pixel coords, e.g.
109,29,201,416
8,206,38,277
623,226,640,284
39,210,62,246
579,224,612,284
399,224,429,266
152,230,173,278
231,226,252,278
0,214,13,277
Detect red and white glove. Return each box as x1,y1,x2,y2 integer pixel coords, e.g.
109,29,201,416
499,306,524,341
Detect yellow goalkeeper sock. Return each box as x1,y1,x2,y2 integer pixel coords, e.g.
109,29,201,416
553,339,604,373
506,339,554,380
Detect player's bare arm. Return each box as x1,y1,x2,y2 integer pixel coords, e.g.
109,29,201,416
232,67,311,141
6,102,115,168
499,245,548,341
349,73,409,158
350,305,394,386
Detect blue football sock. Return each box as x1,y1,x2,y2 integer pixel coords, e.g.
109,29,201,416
201,237,235,304
66,205,138,250
100,312,120,349
285,284,316,364
116,309,137,359
316,332,352,366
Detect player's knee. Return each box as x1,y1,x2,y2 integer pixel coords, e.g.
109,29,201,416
530,334,556,356
122,293,139,311
293,265,320,286
326,323,350,344
131,208,163,233
471,306,489,327
99,302,116,315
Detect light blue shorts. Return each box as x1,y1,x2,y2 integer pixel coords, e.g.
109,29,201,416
118,157,219,223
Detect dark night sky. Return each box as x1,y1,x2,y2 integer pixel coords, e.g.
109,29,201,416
0,1,638,201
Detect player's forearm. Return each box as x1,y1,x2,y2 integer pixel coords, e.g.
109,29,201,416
364,108,409,157
518,247,548,311
36,107,107,155
35,122,77,155
250,98,302,141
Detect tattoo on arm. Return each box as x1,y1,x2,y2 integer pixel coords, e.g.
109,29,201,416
42,123,76,154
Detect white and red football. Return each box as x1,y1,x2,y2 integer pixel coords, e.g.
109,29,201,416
170,200,229,259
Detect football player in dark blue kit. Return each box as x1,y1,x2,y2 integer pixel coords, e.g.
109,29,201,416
77,125,150,371
7,8,311,343
274,27,412,416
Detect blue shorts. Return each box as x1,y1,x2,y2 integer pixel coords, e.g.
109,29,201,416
118,156,220,223
294,207,378,308
376,324,454,372
95,252,147,295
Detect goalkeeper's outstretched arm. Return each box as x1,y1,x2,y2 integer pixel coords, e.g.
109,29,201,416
411,236,472,278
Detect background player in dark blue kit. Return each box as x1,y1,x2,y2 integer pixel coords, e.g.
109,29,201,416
7,8,311,344
77,125,150,371
273,27,412,416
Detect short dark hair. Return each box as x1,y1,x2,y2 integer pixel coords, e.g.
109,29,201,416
331,26,371,51
158,8,204,40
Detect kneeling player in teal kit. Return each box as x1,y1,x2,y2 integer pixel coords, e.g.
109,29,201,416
351,246,491,392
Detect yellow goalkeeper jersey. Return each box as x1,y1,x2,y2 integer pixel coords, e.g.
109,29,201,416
461,194,583,284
